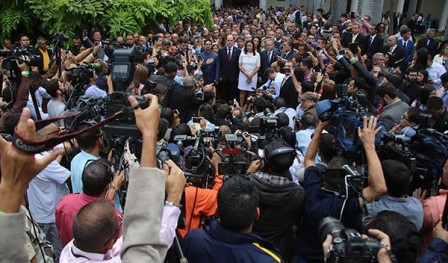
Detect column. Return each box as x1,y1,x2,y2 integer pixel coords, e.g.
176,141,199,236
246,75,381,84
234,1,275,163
330,0,348,24
350,0,359,12
359,0,384,24
407,0,418,15
259,0,267,11
215,0,222,8
396,0,404,13
439,0,448,32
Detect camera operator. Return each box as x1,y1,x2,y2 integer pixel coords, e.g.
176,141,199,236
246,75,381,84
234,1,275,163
184,175,284,263
0,58,32,132
298,91,319,124
18,34,34,52
296,116,387,263
177,150,224,238
247,139,305,261
27,71,51,120
56,159,124,246
366,159,424,230
85,69,113,98
151,61,179,108
167,76,202,123
43,79,66,126
426,96,448,133
295,112,317,157
34,36,52,75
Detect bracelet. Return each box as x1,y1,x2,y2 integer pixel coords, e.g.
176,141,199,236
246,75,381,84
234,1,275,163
165,200,179,208
349,57,356,63
0,211,4,215
21,71,30,76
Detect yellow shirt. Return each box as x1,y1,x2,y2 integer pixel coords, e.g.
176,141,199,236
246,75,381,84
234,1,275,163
39,48,50,71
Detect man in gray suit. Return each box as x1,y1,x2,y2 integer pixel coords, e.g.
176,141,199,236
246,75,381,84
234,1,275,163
377,83,410,131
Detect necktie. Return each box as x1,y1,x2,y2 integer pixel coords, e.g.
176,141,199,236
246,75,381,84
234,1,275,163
266,79,272,90
404,41,407,49
370,36,374,45
227,48,231,61
268,51,271,62
283,51,288,59
427,39,430,46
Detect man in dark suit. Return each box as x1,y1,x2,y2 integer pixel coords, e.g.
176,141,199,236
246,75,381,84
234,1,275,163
259,38,279,83
279,61,299,109
280,39,297,61
362,25,385,60
384,35,405,67
397,28,414,69
341,23,365,48
216,35,241,102
416,28,439,57
393,12,403,33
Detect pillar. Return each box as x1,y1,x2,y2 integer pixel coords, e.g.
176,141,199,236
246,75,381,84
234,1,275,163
215,0,222,8
407,0,418,15
330,0,348,24
358,0,384,24
439,0,448,32
350,0,359,12
259,0,267,11
396,0,404,13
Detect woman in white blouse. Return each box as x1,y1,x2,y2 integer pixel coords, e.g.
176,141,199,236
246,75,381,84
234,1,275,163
433,43,448,71
238,40,260,107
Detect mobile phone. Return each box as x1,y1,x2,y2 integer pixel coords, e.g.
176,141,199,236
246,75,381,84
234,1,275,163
349,42,359,54
193,117,201,130
193,117,201,123
338,49,345,55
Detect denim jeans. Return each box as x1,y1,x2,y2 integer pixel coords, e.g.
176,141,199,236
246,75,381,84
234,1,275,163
38,222,62,262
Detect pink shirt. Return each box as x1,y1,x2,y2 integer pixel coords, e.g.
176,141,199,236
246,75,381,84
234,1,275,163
421,190,448,247
56,193,122,246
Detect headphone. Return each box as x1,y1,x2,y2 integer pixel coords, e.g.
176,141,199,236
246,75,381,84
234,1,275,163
265,146,296,164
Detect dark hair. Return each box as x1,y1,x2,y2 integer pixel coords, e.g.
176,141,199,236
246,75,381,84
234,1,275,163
405,67,418,75
301,58,313,70
414,48,429,71
300,112,317,129
278,126,296,148
294,67,305,82
420,86,435,105
161,108,175,128
377,83,398,99
76,123,101,150
264,67,275,77
406,107,422,124
216,104,231,119
264,139,295,173
418,69,429,85
365,210,420,263
384,74,403,90
382,159,411,197
427,96,444,110
82,160,112,196
158,118,169,141
43,79,59,98
276,112,289,127
441,72,448,84
165,62,178,74
218,176,259,232
3,112,20,134
198,103,214,122
243,40,257,55
273,97,286,109
169,123,193,142
72,200,117,252
319,133,337,163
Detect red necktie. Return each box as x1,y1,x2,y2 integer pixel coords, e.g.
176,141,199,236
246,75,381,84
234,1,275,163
227,48,231,61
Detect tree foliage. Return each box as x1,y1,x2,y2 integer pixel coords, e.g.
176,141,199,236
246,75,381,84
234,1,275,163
0,0,212,40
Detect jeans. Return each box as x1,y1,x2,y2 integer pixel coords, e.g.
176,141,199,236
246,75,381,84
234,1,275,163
38,222,62,262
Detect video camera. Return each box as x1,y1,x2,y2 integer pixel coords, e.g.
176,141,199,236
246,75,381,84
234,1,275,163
316,89,378,156
0,46,42,71
318,217,396,263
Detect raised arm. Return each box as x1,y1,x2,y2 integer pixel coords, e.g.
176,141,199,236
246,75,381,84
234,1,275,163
359,116,387,203
304,121,327,169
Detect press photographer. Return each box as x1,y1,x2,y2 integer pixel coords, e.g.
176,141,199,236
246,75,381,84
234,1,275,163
296,116,387,262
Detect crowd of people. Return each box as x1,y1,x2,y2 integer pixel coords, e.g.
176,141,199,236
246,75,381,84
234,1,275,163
1,3,448,263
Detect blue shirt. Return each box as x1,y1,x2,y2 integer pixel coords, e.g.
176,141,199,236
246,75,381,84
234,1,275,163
70,151,123,212
85,85,107,98
295,128,314,157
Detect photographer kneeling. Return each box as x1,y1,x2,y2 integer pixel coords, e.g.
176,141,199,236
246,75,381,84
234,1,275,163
296,116,387,263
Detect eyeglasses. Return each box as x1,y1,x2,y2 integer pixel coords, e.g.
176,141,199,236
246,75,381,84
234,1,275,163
401,114,409,121
103,214,123,246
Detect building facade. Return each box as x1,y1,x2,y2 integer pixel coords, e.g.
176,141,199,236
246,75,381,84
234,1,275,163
211,0,448,32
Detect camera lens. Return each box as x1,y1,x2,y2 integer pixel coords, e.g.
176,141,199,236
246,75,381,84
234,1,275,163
317,216,345,242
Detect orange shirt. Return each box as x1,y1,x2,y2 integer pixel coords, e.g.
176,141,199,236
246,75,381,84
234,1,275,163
178,175,224,238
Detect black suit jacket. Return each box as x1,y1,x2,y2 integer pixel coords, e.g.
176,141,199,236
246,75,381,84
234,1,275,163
363,35,384,59
217,46,241,83
416,38,439,57
383,45,405,66
280,50,297,61
341,32,365,48
260,49,279,81
279,76,299,109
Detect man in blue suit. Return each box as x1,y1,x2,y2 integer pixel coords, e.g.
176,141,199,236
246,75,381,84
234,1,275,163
397,27,414,70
